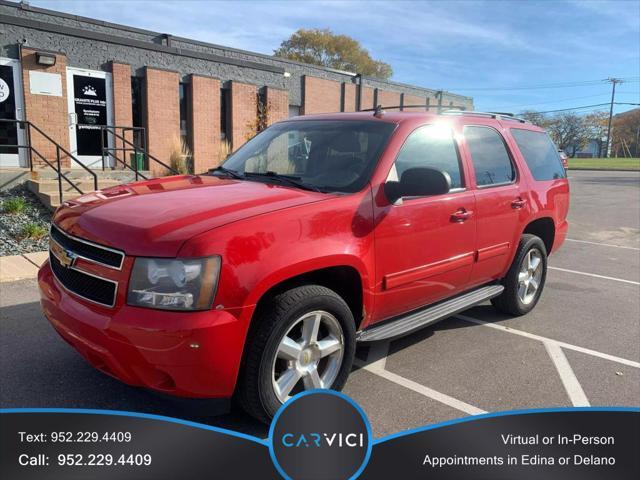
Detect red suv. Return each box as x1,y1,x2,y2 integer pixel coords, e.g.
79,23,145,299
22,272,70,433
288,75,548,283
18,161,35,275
39,110,569,422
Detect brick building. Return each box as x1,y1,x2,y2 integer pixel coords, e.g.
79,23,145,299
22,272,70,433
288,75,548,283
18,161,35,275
0,0,473,176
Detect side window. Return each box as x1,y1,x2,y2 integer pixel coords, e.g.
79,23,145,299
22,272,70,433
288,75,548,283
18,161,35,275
464,126,515,187
391,125,463,189
510,128,566,180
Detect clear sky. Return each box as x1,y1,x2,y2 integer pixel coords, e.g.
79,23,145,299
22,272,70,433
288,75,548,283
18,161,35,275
30,0,640,115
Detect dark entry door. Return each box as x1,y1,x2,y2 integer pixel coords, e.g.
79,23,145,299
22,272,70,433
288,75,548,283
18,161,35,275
0,59,26,166
66,67,113,168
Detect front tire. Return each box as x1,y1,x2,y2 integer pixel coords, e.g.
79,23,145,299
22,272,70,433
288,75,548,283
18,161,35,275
238,285,356,423
491,234,548,316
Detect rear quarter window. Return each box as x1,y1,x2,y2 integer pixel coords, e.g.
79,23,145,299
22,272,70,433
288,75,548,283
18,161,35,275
511,129,567,181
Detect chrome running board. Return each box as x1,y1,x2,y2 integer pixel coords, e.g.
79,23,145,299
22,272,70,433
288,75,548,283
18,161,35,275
356,285,504,342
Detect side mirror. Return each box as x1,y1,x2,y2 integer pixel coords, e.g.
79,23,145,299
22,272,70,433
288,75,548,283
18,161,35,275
384,167,451,203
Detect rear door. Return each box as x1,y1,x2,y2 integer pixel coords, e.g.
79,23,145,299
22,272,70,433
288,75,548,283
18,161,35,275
461,123,530,286
372,123,476,322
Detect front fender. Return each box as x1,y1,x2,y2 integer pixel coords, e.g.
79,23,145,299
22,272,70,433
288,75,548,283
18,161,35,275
178,189,376,313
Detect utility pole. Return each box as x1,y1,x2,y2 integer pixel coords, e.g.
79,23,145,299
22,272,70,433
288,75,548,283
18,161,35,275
604,78,623,158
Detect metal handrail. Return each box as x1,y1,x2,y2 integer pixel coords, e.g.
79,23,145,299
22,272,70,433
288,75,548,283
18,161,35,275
25,121,98,190
100,125,148,181
31,145,84,202
102,147,149,182
0,119,98,204
100,125,179,177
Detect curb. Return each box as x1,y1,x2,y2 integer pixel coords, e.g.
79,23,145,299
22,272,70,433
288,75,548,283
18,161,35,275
0,251,47,283
568,168,640,172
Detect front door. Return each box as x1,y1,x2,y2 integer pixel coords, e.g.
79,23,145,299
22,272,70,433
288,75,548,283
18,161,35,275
0,58,26,167
372,124,477,322
66,67,113,168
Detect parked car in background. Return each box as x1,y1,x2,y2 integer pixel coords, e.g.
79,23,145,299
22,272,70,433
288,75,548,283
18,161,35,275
558,149,569,169
39,109,569,422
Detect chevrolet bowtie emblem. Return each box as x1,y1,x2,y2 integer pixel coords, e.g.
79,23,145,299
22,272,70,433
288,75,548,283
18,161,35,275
50,239,77,268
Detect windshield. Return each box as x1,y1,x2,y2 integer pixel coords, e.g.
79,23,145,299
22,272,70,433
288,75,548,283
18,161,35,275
219,120,396,193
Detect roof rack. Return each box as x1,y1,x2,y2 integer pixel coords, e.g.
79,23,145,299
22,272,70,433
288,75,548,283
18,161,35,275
358,105,528,123
360,104,466,113
441,110,528,123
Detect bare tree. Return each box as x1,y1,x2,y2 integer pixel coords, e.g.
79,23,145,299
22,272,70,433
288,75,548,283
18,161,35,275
583,112,608,156
519,110,548,127
545,113,589,157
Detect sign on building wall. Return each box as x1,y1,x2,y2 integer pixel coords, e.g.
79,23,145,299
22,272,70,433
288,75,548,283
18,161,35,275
28,71,62,96
72,74,107,156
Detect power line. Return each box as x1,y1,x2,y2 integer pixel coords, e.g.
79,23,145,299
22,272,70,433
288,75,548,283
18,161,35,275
450,76,640,91
494,93,620,110
534,102,639,114
491,91,639,112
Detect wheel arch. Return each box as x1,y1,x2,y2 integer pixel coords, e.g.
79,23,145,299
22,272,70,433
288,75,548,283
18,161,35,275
251,264,366,330
522,217,555,254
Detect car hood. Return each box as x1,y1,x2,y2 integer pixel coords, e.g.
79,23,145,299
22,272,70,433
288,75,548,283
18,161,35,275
53,175,330,257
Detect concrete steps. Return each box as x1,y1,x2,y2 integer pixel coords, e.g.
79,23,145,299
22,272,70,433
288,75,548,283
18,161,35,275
26,170,151,211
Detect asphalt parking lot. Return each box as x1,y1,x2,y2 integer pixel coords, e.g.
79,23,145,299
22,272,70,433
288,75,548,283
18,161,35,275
1,170,638,438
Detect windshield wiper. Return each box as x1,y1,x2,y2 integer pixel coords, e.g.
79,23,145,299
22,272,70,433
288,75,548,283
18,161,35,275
243,171,325,193
208,166,245,179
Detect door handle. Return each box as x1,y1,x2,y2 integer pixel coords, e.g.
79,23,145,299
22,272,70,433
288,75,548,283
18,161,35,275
451,208,473,223
511,198,527,209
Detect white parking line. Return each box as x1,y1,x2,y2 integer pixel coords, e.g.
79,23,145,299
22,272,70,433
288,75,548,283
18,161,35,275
354,358,487,416
455,314,640,369
544,342,590,407
566,238,640,251
548,266,640,286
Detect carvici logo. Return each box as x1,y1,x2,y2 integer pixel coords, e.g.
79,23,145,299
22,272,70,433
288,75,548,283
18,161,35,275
281,432,366,448
270,390,371,480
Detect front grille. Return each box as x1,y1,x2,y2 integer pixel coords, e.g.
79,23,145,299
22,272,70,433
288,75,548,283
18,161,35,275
50,253,117,307
51,225,124,269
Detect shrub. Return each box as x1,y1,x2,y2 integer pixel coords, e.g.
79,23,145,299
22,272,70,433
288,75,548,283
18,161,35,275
2,197,27,214
19,223,47,241
218,139,232,166
168,136,191,175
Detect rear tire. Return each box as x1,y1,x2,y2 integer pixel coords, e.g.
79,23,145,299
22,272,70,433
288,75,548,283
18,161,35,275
237,285,356,423
491,234,548,316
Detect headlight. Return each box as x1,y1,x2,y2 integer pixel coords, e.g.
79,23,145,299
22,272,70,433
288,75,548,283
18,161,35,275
127,256,221,311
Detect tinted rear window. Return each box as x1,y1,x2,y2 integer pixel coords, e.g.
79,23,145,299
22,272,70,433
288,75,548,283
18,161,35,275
464,126,515,187
511,129,566,181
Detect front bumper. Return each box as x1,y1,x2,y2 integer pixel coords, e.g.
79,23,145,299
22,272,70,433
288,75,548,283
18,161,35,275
38,261,252,398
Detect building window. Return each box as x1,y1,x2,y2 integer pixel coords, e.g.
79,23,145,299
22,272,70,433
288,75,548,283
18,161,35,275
220,88,230,141
179,82,191,150
256,91,267,133
131,76,145,148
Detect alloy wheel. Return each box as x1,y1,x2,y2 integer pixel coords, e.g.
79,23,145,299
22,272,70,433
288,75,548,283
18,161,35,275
271,310,344,403
517,248,543,305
